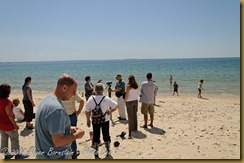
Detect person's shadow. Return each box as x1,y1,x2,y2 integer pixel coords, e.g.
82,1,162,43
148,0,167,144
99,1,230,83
104,154,113,159
20,127,34,137
111,119,128,127
201,97,209,100
154,104,161,107
131,130,147,139
144,126,166,135
118,119,128,124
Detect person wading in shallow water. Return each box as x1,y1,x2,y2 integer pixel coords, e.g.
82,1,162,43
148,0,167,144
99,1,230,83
197,79,204,98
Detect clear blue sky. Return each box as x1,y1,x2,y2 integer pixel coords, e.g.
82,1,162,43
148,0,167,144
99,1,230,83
0,0,240,62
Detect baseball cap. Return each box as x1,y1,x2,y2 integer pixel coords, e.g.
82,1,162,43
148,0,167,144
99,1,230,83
115,74,122,78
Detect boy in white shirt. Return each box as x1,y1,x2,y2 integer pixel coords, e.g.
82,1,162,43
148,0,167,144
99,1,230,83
12,98,25,122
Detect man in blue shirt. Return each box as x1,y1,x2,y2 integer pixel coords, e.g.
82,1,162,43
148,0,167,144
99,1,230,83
35,74,85,159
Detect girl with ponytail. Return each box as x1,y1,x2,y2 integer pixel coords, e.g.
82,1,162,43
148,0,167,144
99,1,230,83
22,77,35,129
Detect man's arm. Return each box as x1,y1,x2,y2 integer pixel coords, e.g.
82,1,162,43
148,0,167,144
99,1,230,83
75,92,84,115
47,109,84,148
139,83,143,97
76,100,84,115
112,87,122,92
51,129,84,148
154,84,158,96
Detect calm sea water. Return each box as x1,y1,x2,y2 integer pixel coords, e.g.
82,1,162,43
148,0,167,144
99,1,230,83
0,57,240,96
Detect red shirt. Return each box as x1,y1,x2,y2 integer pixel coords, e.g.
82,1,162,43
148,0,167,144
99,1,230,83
0,98,15,131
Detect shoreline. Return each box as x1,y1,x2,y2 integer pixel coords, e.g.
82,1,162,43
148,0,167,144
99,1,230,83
9,90,240,100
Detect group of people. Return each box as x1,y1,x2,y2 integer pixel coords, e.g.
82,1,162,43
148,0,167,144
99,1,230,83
0,72,158,160
170,75,204,98
83,73,158,159
0,77,37,159
0,73,204,160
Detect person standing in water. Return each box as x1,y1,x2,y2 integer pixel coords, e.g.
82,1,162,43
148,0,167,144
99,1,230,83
197,79,204,98
169,75,173,90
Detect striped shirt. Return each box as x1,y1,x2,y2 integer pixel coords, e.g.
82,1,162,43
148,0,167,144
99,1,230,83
62,91,83,115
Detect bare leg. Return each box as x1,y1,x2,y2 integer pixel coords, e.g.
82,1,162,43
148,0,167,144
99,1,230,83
144,114,148,127
149,114,154,127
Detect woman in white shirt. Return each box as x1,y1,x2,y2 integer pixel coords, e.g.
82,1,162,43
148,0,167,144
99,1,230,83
124,75,139,138
86,83,118,159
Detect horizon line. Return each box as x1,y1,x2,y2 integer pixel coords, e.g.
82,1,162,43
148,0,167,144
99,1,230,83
0,56,240,63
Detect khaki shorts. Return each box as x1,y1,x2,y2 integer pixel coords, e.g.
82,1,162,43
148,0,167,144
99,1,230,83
141,103,154,115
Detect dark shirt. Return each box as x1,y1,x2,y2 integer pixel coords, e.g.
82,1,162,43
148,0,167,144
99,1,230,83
85,82,93,95
173,83,178,90
115,80,125,97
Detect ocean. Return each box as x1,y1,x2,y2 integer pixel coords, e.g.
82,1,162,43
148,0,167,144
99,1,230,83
0,57,240,97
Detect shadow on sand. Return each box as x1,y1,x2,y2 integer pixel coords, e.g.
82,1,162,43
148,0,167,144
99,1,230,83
131,130,147,139
144,126,166,136
154,104,161,107
201,97,209,100
103,154,113,160
20,128,34,137
110,119,128,127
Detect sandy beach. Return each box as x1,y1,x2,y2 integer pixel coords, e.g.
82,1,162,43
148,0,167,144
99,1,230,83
1,93,240,159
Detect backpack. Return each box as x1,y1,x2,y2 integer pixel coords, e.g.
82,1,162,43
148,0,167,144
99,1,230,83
91,96,106,124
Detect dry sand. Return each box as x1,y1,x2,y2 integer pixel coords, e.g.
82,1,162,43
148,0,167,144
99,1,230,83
1,93,240,159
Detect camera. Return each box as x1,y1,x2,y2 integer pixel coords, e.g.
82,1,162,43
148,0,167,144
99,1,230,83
105,82,112,89
106,82,112,86
97,79,102,83
106,82,112,97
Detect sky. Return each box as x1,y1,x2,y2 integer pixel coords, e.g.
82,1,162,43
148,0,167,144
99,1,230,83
0,0,240,62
